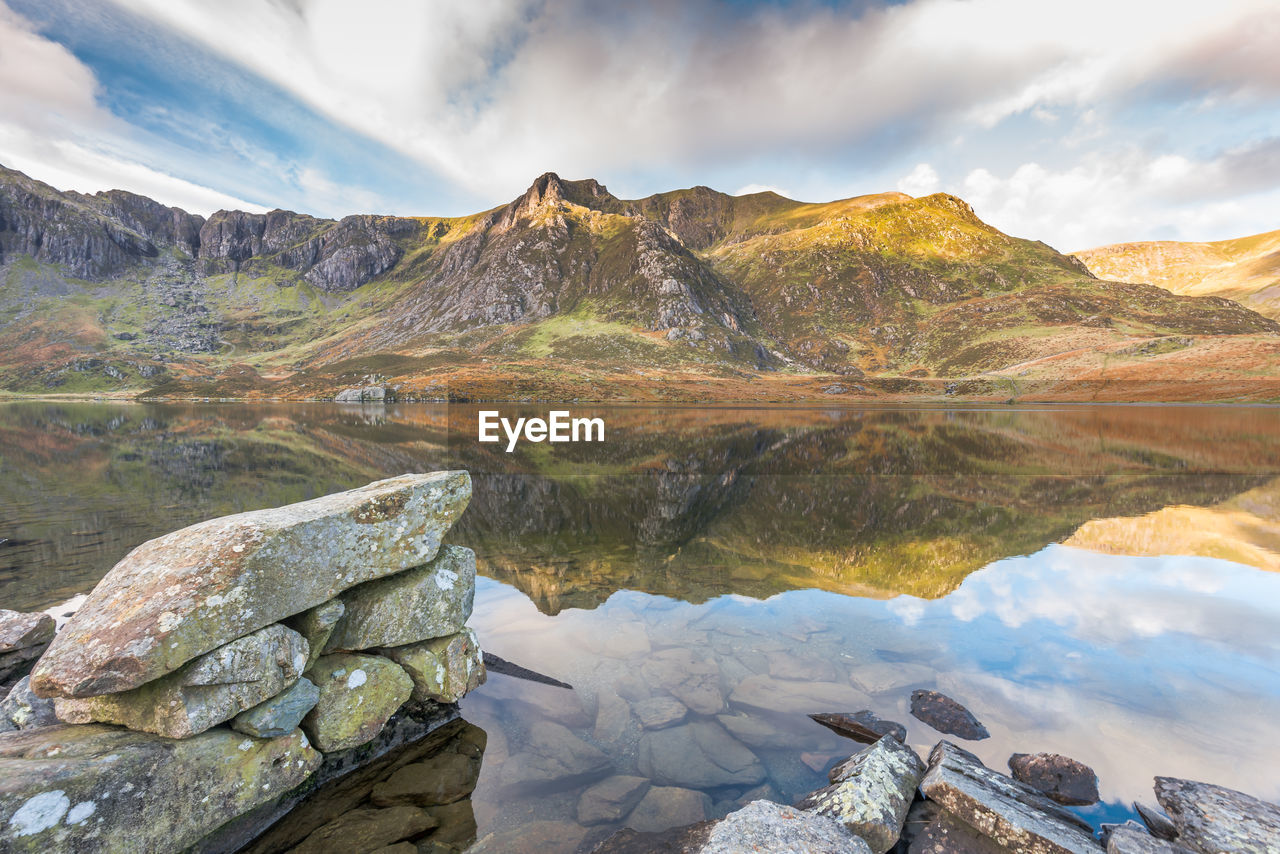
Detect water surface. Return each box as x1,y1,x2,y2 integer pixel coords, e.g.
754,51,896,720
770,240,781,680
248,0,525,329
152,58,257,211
2,402,1278,851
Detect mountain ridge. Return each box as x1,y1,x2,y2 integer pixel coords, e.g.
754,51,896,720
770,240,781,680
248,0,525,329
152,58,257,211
1,163,1277,401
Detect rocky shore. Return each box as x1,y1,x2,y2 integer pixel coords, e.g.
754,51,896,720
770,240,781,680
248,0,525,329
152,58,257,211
0,472,485,853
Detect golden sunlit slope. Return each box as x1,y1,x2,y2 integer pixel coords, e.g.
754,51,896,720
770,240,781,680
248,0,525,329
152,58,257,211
1075,229,1280,320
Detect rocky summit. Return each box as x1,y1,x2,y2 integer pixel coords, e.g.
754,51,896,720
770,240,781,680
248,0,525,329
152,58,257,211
0,472,485,854
2,163,1277,402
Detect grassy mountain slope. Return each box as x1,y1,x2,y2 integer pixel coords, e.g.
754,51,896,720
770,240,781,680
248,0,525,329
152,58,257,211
1075,229,1280,320
1,164,1277,401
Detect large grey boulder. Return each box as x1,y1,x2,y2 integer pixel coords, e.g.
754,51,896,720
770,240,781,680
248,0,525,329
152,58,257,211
0,723,319,853
797,736,925,853
324,545,475,652
379,628,485,703
301,653,414,752
1154,776,1280,854
919,741,1102,854
636,719,765,788
31,472,471,699
54,624,308,738
232,676,321,738
701,800,872,854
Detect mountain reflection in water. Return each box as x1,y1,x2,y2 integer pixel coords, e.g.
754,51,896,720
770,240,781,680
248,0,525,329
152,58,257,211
1,402,1278,850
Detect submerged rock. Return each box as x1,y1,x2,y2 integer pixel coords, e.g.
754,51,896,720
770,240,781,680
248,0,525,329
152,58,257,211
578,775,652,825
285,600,346,671
636,719,765,788
0,723,319,853
288,805,437,854
633,696,688,730
810,710,908,745
702,800,872,854
1009,752,1099,806
324,545,476,653
910,690,990,740
370,749,483,808
302,653,414,752
798,736,925,853
626,785,713,833
919,741,1101,853
501,720,612,791
1154,776,1280,854
0,676,57,730
640,648,725,715
54,624,309,738
379,627,485,703
232,676,321,738
32,471,471,699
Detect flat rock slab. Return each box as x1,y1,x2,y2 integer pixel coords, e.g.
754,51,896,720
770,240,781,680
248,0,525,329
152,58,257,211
919,741,1102,854
232,676,321,738
1009,752,1100,806
637,719,765,789
811,711,908,745
799,736,925,853
0,723,319,853
626,786,713,833
578,775,652,825
634,696,688,730
0,610,54,653
501,720,612,792
32,471,470,699
55,623,308,738
1154,776,1280,854
302,653,414,752
380,627,485,703
701,800,872,853
324,545,476,652
911,690,990,740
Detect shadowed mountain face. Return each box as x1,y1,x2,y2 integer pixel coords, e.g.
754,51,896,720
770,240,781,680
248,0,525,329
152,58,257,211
1076,229,1280,322
2,402,1277,614
1,164,1277,399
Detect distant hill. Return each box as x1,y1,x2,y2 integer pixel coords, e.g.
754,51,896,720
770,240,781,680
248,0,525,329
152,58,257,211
1075,230,1280,321
1,163,1277,400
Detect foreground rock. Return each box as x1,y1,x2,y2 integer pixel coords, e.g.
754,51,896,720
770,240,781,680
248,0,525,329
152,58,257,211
323,545,476,652
798,736,925,853
810,710,907,744
0,723,320,853
702,800,872,853
54,624,309,738
302,653,414,751
31,471,471,699
380,627,486,703
1008,752,1100,806
1105,825,1197,854
919,741,1101,853
0,677,57,730
1154,776,1280,853
911,690,990,740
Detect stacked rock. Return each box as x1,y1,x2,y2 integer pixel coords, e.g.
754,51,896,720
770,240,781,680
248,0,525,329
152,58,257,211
1,472,484,854
0,609,55,689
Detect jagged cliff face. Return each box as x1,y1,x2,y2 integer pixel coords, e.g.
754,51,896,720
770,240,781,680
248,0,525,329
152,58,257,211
0,163,1276,395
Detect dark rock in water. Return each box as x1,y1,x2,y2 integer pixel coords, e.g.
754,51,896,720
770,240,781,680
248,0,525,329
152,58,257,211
702,800,872,853
811,710,908,744
590,820,716,853
1154,776,1280,854
919,741,1101,853
287,805,438,854
800,736,925,853
910,690,990,740
0,676,57,730
1132,801,1179,841
370,749,482,807
1009,752,1100,805
578,775,653,826
481,651,573,689
910,810,1014,853
1106,825,1198,854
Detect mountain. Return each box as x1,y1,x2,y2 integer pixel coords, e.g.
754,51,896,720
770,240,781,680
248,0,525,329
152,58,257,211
1075,229,1280,321
1,163,1277,400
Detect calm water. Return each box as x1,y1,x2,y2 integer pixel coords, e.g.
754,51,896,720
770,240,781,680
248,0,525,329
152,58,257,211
2,402,1279,851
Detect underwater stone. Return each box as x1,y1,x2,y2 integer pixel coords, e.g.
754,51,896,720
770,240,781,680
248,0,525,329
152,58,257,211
31,471,471,699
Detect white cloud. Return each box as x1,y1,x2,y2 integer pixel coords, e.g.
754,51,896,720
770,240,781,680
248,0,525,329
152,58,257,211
897,163,939,197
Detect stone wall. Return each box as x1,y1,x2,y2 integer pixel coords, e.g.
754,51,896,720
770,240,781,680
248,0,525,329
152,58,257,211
0,472,483,853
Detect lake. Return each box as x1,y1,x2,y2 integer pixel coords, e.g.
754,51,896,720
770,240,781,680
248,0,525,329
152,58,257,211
2,402,1279,852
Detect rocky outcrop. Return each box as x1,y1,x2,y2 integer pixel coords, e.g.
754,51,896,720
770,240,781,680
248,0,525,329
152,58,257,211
0,723,320,853
1154,776,1280,853
31,471,471,698
798,736,926,853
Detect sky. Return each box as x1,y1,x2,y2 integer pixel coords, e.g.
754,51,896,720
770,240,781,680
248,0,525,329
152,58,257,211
0,0,1277,250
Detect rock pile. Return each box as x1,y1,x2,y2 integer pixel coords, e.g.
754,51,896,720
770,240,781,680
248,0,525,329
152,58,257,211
0,471,484,854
